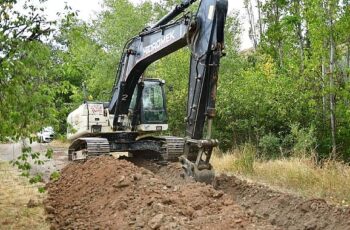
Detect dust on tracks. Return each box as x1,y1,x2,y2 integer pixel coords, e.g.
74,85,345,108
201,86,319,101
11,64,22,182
45,156,274,229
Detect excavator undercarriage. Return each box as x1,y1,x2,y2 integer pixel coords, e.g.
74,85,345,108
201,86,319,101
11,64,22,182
68,134,218,183
68,135,188,162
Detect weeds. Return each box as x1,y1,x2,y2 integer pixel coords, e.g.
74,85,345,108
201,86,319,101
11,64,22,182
212,144,256,174
211,146,350,206
233,144,256,174
0,161,49,229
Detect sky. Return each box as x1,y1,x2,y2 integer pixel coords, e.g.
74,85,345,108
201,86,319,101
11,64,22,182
26,0,252,49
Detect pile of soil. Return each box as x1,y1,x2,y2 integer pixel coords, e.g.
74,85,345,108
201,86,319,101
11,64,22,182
214,175,350,230
45,156,274,229
134,160,350,229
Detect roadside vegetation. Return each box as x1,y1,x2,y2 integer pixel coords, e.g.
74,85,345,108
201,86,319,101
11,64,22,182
212,148,350,206
0,161,48,229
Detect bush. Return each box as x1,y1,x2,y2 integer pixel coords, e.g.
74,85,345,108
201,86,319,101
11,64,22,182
258,133,281,158
290,123,316,157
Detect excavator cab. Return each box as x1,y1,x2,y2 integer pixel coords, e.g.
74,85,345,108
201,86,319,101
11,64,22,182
130,79,168,132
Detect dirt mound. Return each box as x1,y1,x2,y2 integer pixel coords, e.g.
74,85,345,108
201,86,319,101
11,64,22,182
127,158,195,185
214,174,350,230
46,157,274,229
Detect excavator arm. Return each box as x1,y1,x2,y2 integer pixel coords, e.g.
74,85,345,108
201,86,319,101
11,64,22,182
109,0,197,119
181,0,228,182
108,17,191,121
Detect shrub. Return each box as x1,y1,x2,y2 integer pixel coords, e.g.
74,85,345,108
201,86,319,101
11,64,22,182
290,123,316,157
258,133,281,158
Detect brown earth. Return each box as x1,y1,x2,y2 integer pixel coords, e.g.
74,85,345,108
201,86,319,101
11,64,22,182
214,175,350,230
129,159,350,230
45,156,350,229
45,156,274,229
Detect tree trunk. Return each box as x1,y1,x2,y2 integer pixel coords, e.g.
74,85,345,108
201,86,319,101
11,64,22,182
275,2,283,68
257,0,263,40
321,56,327,125
329,21,336,158
245,0,258,49
294,0,304,73
347,42,350,80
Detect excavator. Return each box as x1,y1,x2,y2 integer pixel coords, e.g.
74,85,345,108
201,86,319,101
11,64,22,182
66,0,228,183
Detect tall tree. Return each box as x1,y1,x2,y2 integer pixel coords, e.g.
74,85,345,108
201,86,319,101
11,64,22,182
0,0,59,138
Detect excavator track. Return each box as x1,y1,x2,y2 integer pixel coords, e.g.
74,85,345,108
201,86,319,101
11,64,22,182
68,138,110,161
68,136,189,162
161,136,198,161
160,136,185,161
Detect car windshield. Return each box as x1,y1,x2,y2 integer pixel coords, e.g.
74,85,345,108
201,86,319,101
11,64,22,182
43,127,54,132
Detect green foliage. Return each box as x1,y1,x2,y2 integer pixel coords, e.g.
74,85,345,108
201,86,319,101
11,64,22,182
11,141,48,186
0,0,60,139
38,187,46,193
50,171,60,181
29,174,43,184
259,133,281,158
290,124,317,156
220,0,350,160
45,148,54,159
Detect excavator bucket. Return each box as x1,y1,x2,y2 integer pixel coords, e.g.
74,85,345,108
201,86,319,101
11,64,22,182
179,155,215,184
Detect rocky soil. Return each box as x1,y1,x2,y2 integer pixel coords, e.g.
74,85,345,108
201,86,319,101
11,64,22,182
214,175,350,230
45,156,274,229
45,156,350,229
131,159,350,230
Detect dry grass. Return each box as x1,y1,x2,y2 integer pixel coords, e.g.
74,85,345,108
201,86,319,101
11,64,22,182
0,161,49,229
49,139,70,148
211,149,350,206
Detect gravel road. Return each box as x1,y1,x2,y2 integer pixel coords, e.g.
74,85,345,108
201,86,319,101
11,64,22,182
0,141,68,181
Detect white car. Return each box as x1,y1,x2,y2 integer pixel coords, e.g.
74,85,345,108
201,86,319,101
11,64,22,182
37,127,55,143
